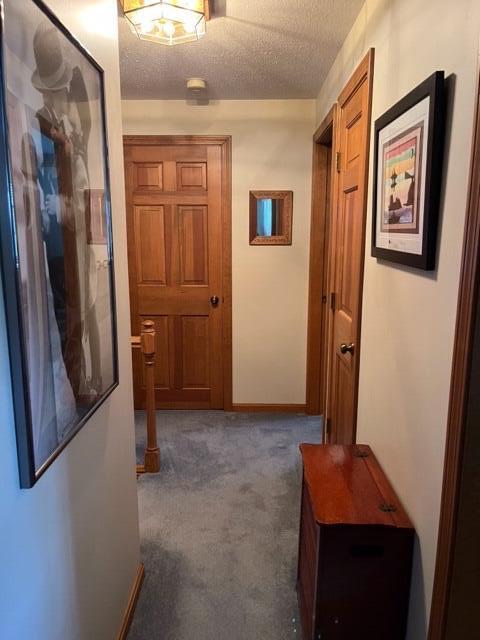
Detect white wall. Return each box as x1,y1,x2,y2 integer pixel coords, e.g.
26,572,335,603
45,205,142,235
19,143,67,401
316,1,480,637
122,100,316,405
0,2,140,639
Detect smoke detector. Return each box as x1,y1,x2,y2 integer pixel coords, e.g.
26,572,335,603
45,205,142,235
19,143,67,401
187,78,207,92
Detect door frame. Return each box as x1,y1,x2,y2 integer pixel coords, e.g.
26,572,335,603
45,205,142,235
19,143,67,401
428,71,480,638
123,134,233,411
306,105,337,416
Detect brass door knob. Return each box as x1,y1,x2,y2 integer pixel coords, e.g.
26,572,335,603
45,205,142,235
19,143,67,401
340,342,355,355
210,295,220,307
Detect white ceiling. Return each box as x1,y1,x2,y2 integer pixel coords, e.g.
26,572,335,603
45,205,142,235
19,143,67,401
118,0,364,100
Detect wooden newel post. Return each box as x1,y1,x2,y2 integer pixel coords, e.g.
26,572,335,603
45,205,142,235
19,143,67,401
141,319,160,473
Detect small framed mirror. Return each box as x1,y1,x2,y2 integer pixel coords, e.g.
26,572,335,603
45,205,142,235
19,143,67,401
249,190,293,245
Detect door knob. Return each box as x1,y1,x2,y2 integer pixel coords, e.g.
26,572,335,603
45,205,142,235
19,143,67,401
340,342,355,355
210,295,220,307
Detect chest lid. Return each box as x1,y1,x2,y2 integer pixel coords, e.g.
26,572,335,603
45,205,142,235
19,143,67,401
300,444,414,529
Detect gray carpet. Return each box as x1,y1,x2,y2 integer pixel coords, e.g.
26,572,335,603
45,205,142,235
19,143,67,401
129,410,322,640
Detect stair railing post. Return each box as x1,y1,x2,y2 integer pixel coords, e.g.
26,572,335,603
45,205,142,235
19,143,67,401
140,319,160,473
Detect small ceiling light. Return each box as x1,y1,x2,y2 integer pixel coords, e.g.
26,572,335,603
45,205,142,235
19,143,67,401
122,0,210,46
187,77,207,92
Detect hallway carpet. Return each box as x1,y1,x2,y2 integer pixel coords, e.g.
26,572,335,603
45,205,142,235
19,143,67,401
129,410,321,640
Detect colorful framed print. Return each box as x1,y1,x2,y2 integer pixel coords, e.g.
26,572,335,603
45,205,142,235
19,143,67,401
0,0,118,487
371,71,445,269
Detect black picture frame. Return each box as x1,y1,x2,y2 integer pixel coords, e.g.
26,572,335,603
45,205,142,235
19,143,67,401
0,0,119,488
371,71,445,270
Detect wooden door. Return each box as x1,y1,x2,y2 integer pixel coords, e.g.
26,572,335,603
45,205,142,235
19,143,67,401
326,50,374,444
124,136,231,409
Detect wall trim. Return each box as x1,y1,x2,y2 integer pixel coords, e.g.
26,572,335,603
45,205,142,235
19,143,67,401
123,135,230,147
428,67,480,639
232,403,306,413
117,563,145,640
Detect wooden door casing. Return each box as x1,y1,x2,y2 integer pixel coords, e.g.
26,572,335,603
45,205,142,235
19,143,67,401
326,50,374,444
306,106,336,417
124,136,232,410
428,68,480,639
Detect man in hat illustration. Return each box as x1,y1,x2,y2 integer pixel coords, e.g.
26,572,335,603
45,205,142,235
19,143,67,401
20,130,77,460
32,21,83,402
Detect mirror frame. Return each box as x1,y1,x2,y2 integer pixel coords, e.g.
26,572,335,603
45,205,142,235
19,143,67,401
249,190,293,245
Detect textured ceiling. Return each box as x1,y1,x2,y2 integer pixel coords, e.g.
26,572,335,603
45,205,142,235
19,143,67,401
119,0,364,100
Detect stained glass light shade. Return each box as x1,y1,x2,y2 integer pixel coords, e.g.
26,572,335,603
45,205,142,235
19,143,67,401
122,0,207,45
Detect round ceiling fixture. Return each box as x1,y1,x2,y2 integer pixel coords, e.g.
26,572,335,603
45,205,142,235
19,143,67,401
122,1,211,46
186,78,207,92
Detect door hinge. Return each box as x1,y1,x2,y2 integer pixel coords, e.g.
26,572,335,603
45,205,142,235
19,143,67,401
330,292,336,311
325,417,332,441
336,151,341,173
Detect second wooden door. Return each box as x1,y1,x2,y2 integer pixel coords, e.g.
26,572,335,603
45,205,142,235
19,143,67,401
326,50,374,444
124,136,231,409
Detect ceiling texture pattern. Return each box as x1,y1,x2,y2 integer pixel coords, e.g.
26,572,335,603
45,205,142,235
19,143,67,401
119,0,364,100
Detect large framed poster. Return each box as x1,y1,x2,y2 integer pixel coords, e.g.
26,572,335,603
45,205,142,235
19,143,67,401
371,71,445,270
0,0,118,487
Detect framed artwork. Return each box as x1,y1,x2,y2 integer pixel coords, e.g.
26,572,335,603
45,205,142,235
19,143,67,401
0,0,118,487
249,190,293,245
371,71,445,269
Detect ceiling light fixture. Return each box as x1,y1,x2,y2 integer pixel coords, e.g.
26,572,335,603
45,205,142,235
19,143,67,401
122,0,210,46
187,77,207,92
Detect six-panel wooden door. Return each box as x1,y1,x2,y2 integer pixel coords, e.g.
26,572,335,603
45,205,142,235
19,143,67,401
326,50,374,444
124,137,229,409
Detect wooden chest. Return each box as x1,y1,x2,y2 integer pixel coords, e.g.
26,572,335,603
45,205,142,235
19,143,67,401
297,444,414,640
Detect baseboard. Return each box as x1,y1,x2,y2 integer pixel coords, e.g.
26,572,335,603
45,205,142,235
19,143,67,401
231,403,306,413
117,563,145,640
